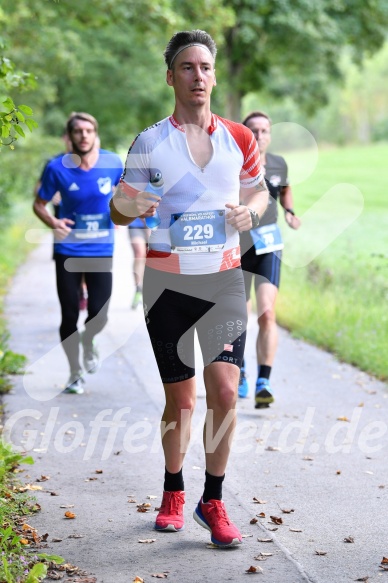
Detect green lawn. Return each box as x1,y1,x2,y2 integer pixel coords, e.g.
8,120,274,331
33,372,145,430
275,142,388,380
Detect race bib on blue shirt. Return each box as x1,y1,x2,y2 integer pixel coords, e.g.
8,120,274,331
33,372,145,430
74,212,110,239
250,223,284,255
170,210,226,253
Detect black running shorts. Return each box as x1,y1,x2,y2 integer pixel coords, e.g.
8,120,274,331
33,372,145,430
143,267,247,384
241,244,282,299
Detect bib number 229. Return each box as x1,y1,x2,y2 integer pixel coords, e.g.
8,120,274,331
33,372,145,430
183,224,213,240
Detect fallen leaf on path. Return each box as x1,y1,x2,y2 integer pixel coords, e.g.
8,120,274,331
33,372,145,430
379,566,388,571
151,574,168,578
20,538,29,545
22,523,37,532
18,484,43,492
250,518,258,524
255,552,272,557
381,557,388,564
344,536,354,543
302,456,314,461
290,528,302,532
36,475,50,482
257,512,266,518
355,577,369,581
95,469,103,474
336,470,341,475
46,571,64,580
133,577,144,582
128,499,137,503
50,491,60,496
41,533,49,542
267,527,278,531
64,511,76,519
138,539,156,543
245,565,263,573
68,534,85,539
84,477,98,482
265,446,280,451
315,550,327,556
137,503,152,513
279,507,294,514
270,516,283,525
253,498,267,504
52,538,63,542
242,534,253,538
337,416,350,422
147,495,158,499
60,505,75,508
257,538,273,543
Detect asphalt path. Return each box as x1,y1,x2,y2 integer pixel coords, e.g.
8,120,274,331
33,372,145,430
3,228,388,583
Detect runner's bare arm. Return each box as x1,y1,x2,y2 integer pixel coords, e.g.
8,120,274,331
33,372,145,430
110,183,160,227
226,178,269,232
279,185,301,229
33,195,74,240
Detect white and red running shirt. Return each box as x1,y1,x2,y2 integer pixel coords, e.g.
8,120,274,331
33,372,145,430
120,114,263,274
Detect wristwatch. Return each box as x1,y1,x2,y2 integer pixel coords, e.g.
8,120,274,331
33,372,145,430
284,208,295,216
247,208,260,229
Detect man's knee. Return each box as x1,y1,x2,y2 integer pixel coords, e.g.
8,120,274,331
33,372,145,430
258,307,276,327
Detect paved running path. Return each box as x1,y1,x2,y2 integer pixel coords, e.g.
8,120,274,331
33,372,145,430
3,228,388,582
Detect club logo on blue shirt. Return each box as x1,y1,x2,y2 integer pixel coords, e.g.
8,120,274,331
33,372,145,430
97,177,112,195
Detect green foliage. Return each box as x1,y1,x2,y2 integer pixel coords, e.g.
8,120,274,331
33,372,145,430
0,441,61,583
0,36,38,150
217,0,388,118
0,441,34,483
0,332,27,394
2,0,388,134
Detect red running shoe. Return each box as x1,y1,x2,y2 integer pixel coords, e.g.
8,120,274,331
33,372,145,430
154,491,185,532
193,498,242,546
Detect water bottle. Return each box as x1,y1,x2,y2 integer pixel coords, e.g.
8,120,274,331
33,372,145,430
145,172,164,229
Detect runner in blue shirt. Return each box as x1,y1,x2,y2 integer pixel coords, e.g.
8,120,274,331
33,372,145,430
33,112,122,394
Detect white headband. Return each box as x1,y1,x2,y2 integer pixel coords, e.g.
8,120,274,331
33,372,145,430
168,43,214,68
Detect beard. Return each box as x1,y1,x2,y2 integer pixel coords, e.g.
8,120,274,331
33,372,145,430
71,138,96,156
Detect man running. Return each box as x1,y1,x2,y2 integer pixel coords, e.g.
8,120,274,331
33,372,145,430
33,112,122,394
239,111,301,407
110,30,268,546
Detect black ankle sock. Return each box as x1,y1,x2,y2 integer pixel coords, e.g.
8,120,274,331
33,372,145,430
258,365,271,380
164,467,184,492
241,357,245,370
202,471,225,503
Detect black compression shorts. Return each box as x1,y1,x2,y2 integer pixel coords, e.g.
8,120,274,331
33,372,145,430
143,267,247,384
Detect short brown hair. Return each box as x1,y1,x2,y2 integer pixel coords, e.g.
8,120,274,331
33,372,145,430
242,111,272,127
164,30,217,69
66,112,98,134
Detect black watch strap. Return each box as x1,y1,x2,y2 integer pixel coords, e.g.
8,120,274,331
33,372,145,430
247,208,260,229
284,208,295,216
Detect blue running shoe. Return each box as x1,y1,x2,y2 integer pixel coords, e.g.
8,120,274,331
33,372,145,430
255,378,274,408
238,368,249,398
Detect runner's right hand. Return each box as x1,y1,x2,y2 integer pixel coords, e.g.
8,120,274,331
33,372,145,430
53,217,74,240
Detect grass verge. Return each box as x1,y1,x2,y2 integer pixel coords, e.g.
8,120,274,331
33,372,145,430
276,142,388,380
0,442,64,582
0,202,64,581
